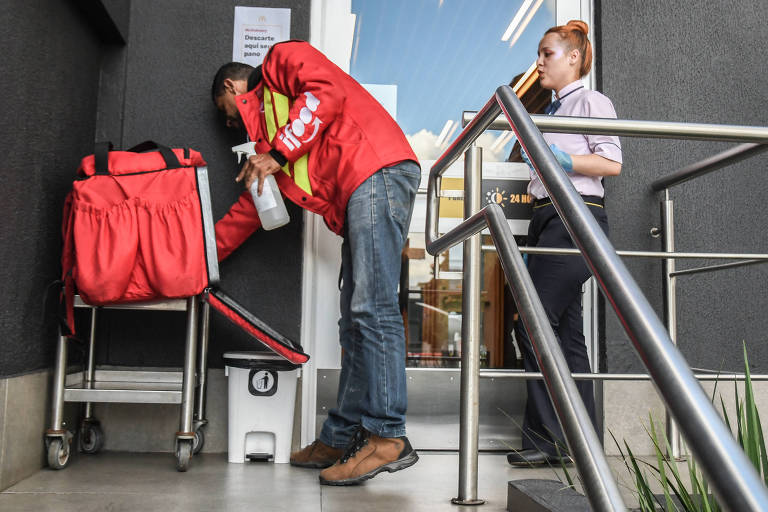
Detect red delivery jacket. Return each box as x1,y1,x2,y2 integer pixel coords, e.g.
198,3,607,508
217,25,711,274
215,40,419,261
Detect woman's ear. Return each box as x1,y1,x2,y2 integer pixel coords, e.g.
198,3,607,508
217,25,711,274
568,48,581,66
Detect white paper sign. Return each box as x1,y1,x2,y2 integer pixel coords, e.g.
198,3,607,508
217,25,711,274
232,6,291,66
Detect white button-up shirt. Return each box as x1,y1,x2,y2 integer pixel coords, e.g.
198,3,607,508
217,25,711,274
528,80,622,199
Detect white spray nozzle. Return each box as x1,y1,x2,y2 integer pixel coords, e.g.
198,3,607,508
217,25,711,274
231,142,257,164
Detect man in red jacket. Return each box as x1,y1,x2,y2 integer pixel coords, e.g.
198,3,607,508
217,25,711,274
212,40,420,485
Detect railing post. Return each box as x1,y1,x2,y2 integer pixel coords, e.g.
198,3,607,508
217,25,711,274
452,144,485,506
661,189,682,459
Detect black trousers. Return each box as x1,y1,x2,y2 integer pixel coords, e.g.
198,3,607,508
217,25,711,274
515,199,608,455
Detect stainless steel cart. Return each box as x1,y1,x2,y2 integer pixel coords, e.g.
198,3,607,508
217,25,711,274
44,295,212,472
45,164,219,472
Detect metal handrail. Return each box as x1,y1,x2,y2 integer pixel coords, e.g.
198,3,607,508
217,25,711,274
652,142,768,190
482,245,768,261
427,85,768,511
431,190,626,510
480,246,768,277
463,111,768,142
428,94,625,510
477,370,768,381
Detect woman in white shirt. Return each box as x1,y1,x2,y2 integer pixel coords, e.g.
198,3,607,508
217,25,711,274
508,20,622,467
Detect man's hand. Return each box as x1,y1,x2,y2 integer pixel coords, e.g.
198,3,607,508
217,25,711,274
235,153,282,196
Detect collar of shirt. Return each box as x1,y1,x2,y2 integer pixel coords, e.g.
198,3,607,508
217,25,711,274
555,79,584,100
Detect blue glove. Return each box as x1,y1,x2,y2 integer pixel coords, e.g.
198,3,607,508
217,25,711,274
549,144,573,173
520,147,533,171
521,146,572,173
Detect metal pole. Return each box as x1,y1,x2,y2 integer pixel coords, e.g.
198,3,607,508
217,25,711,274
487,207,627,512
427,96,501,246
51,332,68,431
661,191,682,459
453,144,485,506
481,245,768,261
195,299,210,423
492,85,768,510
670,259,768,277
427,203,628,510
463,111,768,143
476,370,768,381
651,143,768,191
179,297,199,436
84,307,98,420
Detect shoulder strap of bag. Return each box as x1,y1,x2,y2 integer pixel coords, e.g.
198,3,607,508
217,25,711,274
92,140,185,176
127,140,183,170
93,141,114,175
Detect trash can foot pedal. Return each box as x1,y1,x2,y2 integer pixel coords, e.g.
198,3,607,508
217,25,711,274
246,452,274,462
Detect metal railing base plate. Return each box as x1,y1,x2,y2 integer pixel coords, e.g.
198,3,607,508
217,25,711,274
451,497,486,506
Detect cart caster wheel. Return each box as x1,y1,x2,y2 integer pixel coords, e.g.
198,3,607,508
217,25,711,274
192,427,205,455
175,439,193,472
47,438,71,470
80,423,104,454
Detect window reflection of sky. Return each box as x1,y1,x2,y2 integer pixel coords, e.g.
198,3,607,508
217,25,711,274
350,0,555,162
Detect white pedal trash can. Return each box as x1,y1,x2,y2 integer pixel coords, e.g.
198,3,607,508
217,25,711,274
224,351,300,463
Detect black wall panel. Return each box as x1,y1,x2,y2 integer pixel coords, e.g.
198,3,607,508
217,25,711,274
94,0,311,368
597,1,768,372
0,0,311,376
0,1,104,377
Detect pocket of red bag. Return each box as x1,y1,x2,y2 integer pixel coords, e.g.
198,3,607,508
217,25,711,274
73,200,139,303
138,190,207,297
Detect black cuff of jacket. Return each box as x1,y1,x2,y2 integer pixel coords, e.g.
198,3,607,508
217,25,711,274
269,148,288,167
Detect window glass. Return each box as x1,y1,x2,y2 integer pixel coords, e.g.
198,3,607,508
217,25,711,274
350,0,555,162
350,0,556,368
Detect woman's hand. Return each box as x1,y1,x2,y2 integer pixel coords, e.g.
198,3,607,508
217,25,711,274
548,144,573,172
520,144,573,172
551,143,623,177
521,144,621,177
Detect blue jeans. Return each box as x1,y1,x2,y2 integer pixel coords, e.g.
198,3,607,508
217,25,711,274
319,161,420,447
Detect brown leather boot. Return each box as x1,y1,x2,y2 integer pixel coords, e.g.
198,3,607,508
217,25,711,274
319,428,418,485
290,440,344,468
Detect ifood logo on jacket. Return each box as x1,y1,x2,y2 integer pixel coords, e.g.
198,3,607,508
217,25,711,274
278,92,322,150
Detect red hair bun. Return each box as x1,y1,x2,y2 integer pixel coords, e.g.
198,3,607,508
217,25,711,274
545,20,592,77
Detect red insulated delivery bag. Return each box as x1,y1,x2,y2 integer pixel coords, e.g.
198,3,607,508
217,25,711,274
60,141,219,333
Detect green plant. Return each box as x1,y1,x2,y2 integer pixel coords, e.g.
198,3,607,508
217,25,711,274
615,343,768,511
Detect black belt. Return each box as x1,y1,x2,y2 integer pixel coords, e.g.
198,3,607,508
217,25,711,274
532,195,604,209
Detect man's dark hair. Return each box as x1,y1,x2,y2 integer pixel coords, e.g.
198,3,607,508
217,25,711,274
211,62,255,102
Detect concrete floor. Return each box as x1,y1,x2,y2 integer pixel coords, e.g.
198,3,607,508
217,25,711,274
0,451,633,512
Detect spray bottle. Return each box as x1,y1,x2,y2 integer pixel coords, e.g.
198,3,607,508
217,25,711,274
232,142,290,230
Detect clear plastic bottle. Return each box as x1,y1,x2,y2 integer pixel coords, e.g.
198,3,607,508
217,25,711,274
232,142,290,230
249,174,290,230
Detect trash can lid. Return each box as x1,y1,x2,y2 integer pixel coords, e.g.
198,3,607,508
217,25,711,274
223,351,300,371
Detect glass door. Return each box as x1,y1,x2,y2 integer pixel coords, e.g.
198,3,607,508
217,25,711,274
349,0,556,372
